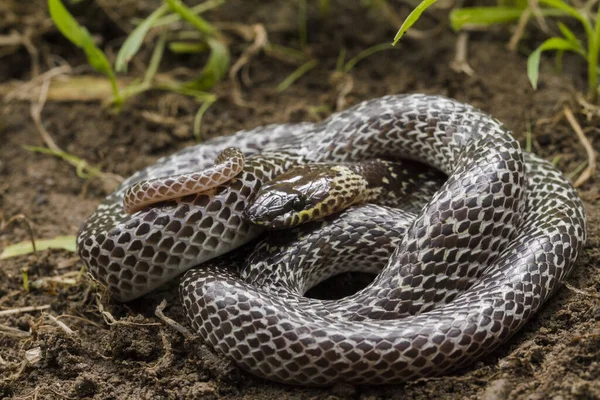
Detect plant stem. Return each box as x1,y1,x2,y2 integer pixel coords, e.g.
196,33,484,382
590,7,600,100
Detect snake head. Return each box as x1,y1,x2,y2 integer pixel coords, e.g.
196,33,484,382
244,165,339,229
244,164,363,229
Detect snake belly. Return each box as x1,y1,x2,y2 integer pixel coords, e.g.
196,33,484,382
77,94,586,385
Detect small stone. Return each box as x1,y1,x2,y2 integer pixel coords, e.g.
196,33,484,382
71,375,97,398
482,378,512,400
25,347,42,365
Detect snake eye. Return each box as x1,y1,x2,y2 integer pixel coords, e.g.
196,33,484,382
291,195,306,212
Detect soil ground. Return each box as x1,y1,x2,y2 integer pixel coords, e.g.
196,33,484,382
1,1,599,399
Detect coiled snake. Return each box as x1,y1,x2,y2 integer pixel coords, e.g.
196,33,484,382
77,94,586,385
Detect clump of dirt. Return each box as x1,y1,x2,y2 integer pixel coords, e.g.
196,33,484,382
1,0,599,399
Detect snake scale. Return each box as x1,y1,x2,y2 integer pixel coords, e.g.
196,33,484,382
77,94,586,385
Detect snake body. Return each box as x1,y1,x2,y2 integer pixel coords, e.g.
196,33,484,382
77,94,586,385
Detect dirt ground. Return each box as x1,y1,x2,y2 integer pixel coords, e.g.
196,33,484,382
1,0,599,399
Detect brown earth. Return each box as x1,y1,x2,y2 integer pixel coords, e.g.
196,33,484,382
1,1,599,399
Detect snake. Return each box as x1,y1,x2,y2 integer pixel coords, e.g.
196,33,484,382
77,94,586,385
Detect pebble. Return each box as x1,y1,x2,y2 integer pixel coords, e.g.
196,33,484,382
482,378,512,400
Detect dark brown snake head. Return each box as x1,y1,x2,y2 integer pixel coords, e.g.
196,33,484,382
244,164,366,229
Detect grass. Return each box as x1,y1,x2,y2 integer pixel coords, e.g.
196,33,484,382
48,0,229,116
276,59,319,92
0,236,77,260
394,0,600,101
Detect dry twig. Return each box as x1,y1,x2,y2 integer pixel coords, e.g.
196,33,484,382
450,32,475,76
0,324,31,339
0,305,50,317
565,282,600,299
45,313,76,335
563,106,596,187
228,24,268,107
508,8,532,52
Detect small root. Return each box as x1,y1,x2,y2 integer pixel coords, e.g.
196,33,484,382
146,329,174,373
155,299,194,339
95,294,160,327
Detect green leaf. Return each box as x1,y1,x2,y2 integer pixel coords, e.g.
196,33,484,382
298,0,308,49
115,4,169,73
184,38,230,91
144,33,167,84
151,0,224,28
589,6,600,99
450,7,569,31
47,0,121,103
276,59,319,92
528,37,585,89
537,0,583,21
79,30,112,75
0,236,77,259
25,146,105,179
343,43,394,73
49,0,110,75
537,0,592,38
193,99,216,142
165,0,216,36
557,22,582,48
168,41,209,53
161,83,216,101
48,0,85,46
393,0,439,45
450,8,525,31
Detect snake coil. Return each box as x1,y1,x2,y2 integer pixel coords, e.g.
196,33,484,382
78,94,586,385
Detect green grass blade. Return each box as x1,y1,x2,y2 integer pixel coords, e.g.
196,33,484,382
25,146,104,179
298,0,308,49
183,38,230,90
47,0,121,103
194,99,216,142
48,0,112,76
165,0,216,36
450,7,569,31
343,43,394,73
276,59,319,92
557,22,582,48
590,7,600,99
0,236,77,259
538,0,592,37
79,30,113,77
161,83,216,101
528,37,584,89
393,0,439,45
152,0,224,28
116,4,169,73
336,47,347,72
48,0,85,46
168,41,209,53
450,8,525,31
144,33,167,84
